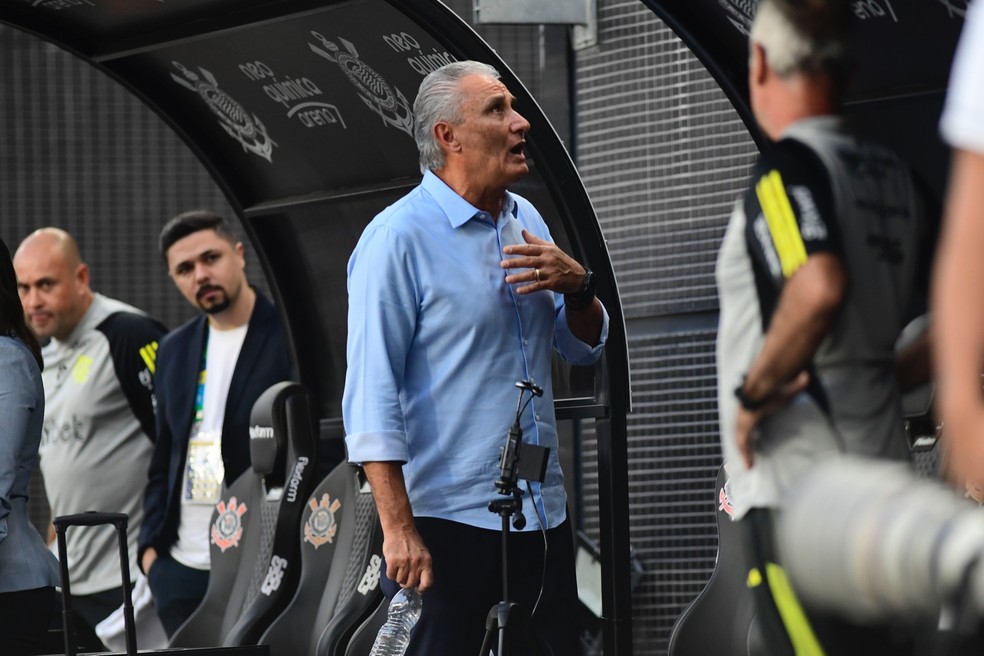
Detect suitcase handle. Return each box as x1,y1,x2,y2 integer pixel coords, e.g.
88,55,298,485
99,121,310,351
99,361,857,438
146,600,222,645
54,512,137,656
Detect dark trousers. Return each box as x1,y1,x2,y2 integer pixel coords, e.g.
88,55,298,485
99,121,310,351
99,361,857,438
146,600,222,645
146,552,209,637
381,514,578,656
0,586,56,655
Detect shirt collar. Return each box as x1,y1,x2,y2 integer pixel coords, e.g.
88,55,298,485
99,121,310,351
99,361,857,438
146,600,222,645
421,170,518,228
781,114,845,140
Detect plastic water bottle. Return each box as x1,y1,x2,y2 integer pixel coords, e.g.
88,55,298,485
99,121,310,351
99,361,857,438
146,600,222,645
369,587,423,656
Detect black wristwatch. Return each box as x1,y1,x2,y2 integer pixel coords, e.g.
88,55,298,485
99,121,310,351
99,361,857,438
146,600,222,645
565,268,598,311
734,375,770,411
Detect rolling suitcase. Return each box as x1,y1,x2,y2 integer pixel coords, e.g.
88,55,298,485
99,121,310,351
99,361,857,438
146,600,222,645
53,512,136,656
53,511,270,656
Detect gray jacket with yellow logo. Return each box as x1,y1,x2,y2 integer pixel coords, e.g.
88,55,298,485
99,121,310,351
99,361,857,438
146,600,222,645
40,293,166,595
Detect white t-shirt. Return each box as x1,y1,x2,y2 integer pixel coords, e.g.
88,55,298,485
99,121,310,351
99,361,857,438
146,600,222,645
941,3,984,154
171,323,248,570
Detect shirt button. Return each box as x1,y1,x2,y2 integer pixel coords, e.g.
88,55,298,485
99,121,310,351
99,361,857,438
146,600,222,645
523,339,529,346
535,414,541,421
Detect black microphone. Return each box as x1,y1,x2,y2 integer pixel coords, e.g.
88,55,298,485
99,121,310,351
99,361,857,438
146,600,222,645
497,380,549,488
498,417,524,489
498,380,541,486
496,417,528,530
515,379,543,397
776,456,984,623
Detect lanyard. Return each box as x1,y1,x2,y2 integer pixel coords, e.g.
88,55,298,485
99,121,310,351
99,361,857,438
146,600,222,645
193,333,208,424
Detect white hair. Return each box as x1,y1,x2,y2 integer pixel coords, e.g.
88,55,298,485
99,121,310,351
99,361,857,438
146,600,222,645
750,0,853,86
412,60,500,173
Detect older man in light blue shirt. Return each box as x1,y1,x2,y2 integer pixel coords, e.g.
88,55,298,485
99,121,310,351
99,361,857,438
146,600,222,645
343,60,607,655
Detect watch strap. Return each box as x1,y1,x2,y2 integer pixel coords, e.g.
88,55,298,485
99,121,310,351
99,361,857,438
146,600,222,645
565,268,597,311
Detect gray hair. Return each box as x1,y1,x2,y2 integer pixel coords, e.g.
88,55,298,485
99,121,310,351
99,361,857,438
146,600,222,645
751,0,854,95
413,60,501,173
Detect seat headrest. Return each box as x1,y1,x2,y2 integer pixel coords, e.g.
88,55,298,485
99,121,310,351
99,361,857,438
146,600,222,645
249,381,301,476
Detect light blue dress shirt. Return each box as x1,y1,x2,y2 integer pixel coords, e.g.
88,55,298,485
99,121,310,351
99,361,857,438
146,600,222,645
343,170,608,531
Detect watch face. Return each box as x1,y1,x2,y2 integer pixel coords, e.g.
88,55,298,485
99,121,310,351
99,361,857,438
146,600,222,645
584,269,598,295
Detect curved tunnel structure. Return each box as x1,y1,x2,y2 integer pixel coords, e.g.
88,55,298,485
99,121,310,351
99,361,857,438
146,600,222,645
642,0,964,198
2,0,971,653
0,0,634,653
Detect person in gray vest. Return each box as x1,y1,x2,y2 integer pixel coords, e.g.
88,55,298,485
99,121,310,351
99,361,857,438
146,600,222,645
13,228,166,644
714,1,935,652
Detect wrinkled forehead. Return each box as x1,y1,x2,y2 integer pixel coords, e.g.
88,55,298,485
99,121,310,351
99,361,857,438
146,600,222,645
459,73,512,103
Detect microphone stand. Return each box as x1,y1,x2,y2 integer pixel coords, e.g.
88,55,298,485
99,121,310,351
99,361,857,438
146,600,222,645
479,381,548,656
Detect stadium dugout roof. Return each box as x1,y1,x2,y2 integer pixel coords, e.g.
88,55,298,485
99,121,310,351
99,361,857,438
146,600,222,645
643,0,966,197
0,0,635,652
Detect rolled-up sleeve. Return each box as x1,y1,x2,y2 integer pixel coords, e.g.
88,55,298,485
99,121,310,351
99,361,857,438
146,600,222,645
554,298,610,366
513,194,610,367
343,224,418,465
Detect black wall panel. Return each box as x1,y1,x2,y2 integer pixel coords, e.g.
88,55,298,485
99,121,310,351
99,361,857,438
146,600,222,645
573,2,756,653
0,26,268,332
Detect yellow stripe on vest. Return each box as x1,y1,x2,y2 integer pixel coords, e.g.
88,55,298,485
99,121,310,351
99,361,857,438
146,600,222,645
756,170,808,278
747,564,826,656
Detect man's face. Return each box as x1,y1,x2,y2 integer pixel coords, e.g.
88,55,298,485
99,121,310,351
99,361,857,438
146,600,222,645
14,242,90,341
165,229,246,315
451,74,532,190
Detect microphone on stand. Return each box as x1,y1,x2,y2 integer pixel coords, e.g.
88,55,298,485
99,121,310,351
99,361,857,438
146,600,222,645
496,380,547,530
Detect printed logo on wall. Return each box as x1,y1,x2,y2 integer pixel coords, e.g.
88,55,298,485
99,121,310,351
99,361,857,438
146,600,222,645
851,0,899,22
211,496,248,552
938,0,968,18
238,60,347,131
719,0,754,35
171,61,277,162
303,493,342,549
308,33,414,137
30,0,161,9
